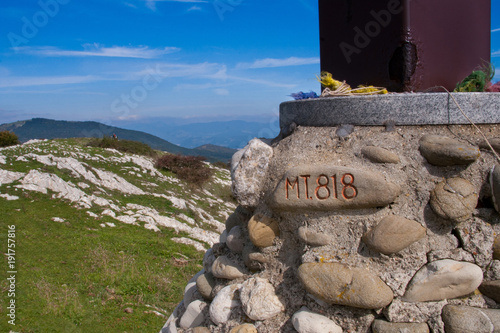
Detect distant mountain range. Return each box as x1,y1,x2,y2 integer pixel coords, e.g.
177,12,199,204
112,117,280,149
0,118,237,162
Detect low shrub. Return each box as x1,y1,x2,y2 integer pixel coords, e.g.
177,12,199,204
87,136,157,157
213,161,230,170
155,154,213,185
0,130,19,147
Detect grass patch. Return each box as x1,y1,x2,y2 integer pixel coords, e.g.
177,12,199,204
0,191,202,333
0,138,234,332
119,194,178,215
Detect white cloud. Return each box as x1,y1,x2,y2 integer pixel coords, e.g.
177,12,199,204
229,76,296,89
0,58,297,91
0,75,99,88
237,56,320,69
492,28,500,33
188,5,202,11
151,62,294,88
492,50,500,58
15,45,180,59
136,62,225,79
123,2,138,8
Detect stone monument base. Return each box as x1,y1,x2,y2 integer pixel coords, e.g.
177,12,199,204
161,96,500,333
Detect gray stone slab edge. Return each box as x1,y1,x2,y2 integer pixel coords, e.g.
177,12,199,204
279,93,500,130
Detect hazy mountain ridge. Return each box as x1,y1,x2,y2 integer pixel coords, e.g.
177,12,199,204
0,118,237,162
113,118,280,149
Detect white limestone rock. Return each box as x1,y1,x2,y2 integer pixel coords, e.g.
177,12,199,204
231,138,273,208
209,284,242,325
239,277,284,321
179,300,208,329
0,169,25,185
291,307,342,333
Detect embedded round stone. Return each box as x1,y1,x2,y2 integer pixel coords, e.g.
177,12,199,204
225,205,251,232
479,137,500,154
419,134,480,166
211,255,246,280
479,280,500,303
297,262,393,309
442,305,500,333
209,284,242,325
183,281,199,307
429,177,478,223
298,226,333,247
361,146,400,164
226,225,244,254
229,323,257,333
179,300,208,329
362,215,426,255
196,272,216,301
292,307,342,333
248,214,280,248
269,165,400,211
239,277,284,321
203,248,215,273
372,320,429,333
403,260,483,302
491,164,500,213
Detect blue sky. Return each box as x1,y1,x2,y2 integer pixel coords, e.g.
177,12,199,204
0,0,499,126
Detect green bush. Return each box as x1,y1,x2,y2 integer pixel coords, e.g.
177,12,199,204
87,136,157,157
213,161,230,170
155,154,213,185
0,131,19,147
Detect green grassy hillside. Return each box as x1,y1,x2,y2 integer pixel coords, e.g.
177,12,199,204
0,138,236,332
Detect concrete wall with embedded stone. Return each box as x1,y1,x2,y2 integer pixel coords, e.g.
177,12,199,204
161,123,500,333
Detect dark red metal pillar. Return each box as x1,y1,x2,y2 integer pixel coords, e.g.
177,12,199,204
319,0,491,92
